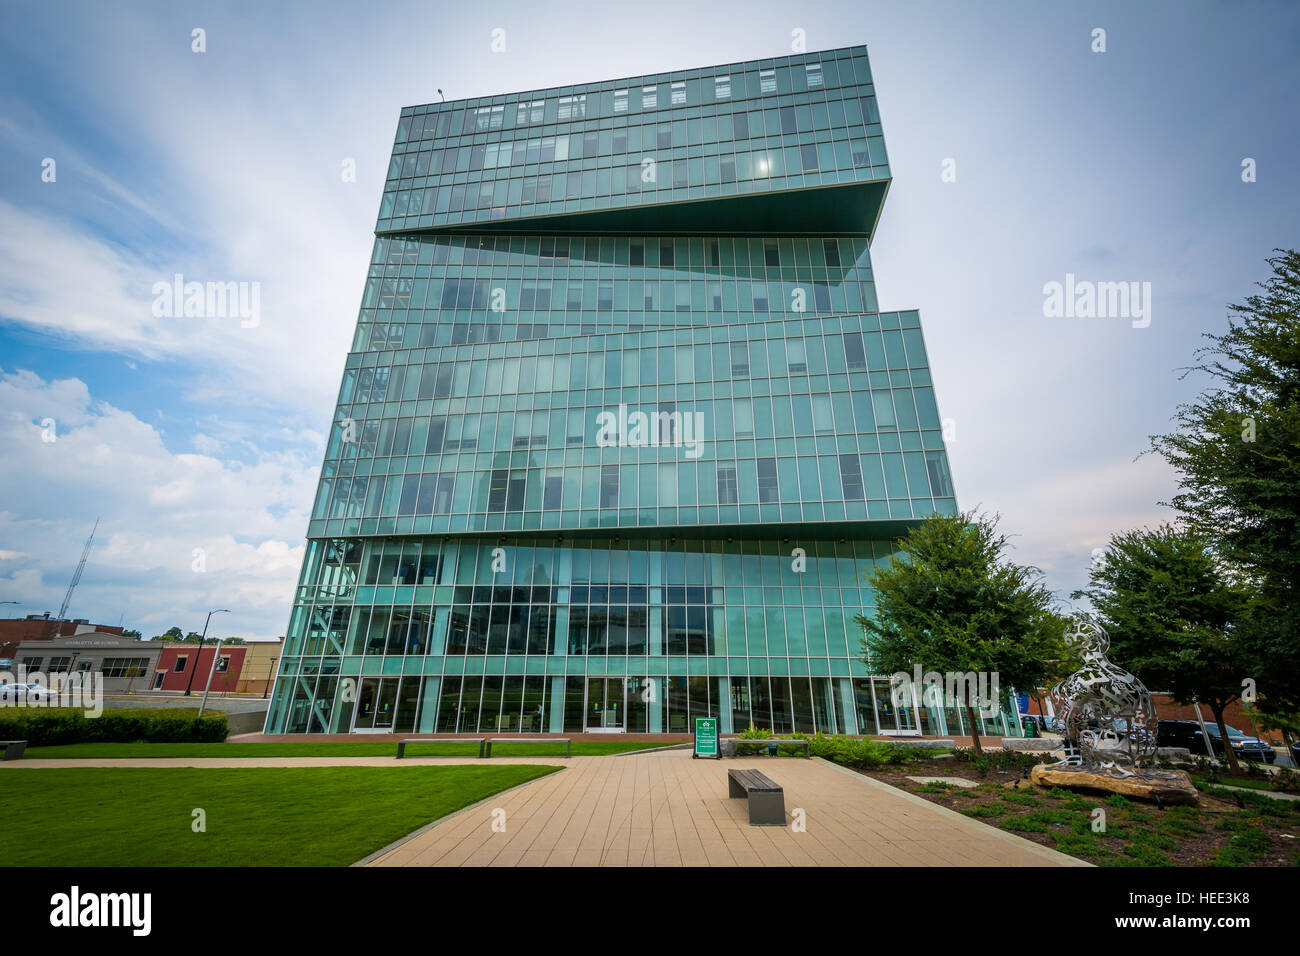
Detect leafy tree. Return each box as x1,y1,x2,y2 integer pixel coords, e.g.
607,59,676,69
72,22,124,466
150,626,185,642
855,511,1063,753
121,628,142,640
1074,525,1251,773
1149,249,1300,724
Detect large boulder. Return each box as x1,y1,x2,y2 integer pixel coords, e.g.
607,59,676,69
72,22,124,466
1030,764,1199,804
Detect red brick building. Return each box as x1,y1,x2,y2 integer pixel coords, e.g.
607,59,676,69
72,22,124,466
153,644,248,693
1,615,126,665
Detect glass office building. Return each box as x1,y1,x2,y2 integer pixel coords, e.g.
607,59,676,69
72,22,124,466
265,45,1015,738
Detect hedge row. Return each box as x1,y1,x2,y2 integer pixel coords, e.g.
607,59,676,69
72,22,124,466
0,707,227,746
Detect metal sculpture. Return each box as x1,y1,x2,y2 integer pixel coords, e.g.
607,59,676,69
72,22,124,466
1048,616,1159,778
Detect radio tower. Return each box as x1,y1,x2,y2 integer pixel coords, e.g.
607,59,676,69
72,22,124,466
48,518,99,640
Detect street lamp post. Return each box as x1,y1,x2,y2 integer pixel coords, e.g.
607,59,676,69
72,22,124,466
261,657,279,700
184,609,229,696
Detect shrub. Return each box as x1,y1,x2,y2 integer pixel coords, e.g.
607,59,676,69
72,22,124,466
734,722,773,756
951,747,1041,774
0,707,227,746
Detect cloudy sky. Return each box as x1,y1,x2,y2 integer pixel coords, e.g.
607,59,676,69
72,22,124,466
0,0,1296,641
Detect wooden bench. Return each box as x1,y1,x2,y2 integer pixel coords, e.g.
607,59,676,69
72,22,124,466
727,768,786,826
484,737,571,758
396,737,485,759
1,740,27,761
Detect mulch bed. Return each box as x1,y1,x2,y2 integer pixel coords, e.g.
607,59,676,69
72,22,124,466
854,756,1300,867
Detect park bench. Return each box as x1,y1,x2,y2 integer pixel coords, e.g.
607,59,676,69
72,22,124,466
484,737,571,758
721,737,811,758
1,740,26,760
727,768,786,826
396,737,485,759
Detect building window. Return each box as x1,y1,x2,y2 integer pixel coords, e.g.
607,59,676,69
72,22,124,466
46,656,71,672
823,239,841,267
717,467,739,505
600,465,620,508
516,100,544,124
215,656,230,674
101,657,151,679
558,94,586,120
714,75,730,99
806,63,823,88
173,656,188,673
925,452,954,497
764,241,780,267
544,474,563,510
473,105,503,130
787,338,808,373
844,332,867,371
614,89,628,112
487,469,509,512
757,458,779,502
733,399,754,438
760,69,776,94
801,144,819,171
19,656,41,670
840,455,865,500
671,81,686,106
730,342,749,376
660,241,674,266
641,85,657,110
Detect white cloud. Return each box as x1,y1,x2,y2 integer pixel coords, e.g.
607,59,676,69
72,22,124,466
0,371,317,640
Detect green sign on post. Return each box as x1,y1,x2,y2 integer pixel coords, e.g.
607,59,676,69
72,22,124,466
693,716,719,759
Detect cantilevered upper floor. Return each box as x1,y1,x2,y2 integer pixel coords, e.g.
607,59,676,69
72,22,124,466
380,45,891,237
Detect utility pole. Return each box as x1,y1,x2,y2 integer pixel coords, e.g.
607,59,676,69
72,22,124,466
197,639,225,719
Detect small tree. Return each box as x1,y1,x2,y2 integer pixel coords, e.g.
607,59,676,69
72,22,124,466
856,511,1062,753
1075,525,1252,774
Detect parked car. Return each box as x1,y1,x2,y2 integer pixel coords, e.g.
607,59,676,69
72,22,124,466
1157,719,1276,763
0,681,51,702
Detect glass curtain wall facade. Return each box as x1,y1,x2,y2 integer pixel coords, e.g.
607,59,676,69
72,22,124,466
267,46,1009,736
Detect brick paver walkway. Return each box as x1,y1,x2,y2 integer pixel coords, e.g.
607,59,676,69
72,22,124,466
361,750,1085,867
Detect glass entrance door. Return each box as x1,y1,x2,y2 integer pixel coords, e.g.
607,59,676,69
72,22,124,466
585,678,624,732
352,677,403,732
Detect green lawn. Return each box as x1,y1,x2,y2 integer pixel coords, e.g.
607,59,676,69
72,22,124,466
24,739,674,759
0,765,559,866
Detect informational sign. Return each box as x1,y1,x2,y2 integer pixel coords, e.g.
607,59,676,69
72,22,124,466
693,716,719,759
